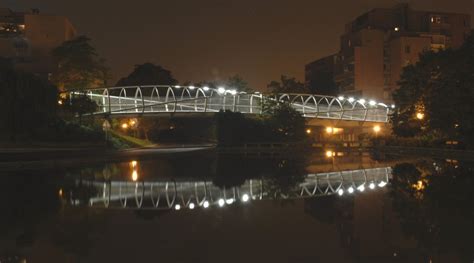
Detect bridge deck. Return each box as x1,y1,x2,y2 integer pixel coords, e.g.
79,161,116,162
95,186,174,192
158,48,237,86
68,85,392,123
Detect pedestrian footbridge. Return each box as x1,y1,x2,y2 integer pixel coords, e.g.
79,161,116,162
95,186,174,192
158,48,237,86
69,85,393,123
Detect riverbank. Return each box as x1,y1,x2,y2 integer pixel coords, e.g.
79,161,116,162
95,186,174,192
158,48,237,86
374,145,474,161
0,145,215,172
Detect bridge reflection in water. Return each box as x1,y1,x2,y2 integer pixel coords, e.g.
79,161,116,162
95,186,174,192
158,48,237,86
80,167,391,210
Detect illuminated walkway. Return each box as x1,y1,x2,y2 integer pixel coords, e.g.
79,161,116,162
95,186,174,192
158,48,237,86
80,167,392,210
70,85,392,123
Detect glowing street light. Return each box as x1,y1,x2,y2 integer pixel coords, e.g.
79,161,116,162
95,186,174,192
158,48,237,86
326,127,333,134
131,170,138,181
416,112,424,120
369,182,376,189
175,204,181,210
203,86,210,91
391,104,396,109
348,187,354,194
121,123,129,129
189,85,195,90
338,96,344,101
348,97,355,103
241,194,250,202
337,189,344,196
203,200,210,208
325,150,334,157
306,128,312,134
357,185,365,192
225,198,234,205
373,125,381,133
369,100,377,106
229,89,237,95
189,203,195,209
378,181,387,187
358,99,366,104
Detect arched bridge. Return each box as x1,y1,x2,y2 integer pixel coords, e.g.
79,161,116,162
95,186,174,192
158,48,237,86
69,85,392,123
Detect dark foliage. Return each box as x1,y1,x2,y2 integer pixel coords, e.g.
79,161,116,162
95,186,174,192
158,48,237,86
267,75,309,94
116,63,178,86
391,35,474,147
50,36,109,91
0,67,58,141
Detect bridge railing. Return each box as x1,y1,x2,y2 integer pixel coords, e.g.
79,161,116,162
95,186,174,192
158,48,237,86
68,85,392,122
79,167,391,210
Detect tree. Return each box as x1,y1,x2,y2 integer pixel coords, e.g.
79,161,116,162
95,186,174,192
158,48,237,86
0,66,58,141
391,35,474,147
391,162,474,261
116,63,177,86
264,102,307,142
226,74,253,92
62,93,98,124
267,75,308,94
50,36,109,91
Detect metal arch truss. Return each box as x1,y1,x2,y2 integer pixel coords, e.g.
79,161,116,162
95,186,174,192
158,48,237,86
83,167,392,210
71,85,391,122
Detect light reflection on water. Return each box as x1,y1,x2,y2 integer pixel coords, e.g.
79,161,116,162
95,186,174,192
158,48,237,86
80,166,391,210
1,151,473,262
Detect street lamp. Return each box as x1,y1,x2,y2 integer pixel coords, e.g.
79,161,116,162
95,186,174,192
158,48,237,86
325,150,335,157
306,128,312,134
131,170,138,181
416,112,424,120
373,125,381,133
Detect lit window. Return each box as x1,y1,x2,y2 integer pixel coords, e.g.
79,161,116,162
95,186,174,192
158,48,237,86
432,16,442,24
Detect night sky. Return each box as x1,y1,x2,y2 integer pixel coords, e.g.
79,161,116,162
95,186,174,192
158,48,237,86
6,0,474,90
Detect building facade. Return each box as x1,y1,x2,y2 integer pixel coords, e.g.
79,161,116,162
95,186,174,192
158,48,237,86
305,4,471,102
0,8,76,78
304,54,338,95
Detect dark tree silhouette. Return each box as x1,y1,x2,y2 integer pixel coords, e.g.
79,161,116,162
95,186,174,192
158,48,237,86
267,75,309,94
116,63,178,86
51,36,109,91
391,35,474,147
0,66,58,141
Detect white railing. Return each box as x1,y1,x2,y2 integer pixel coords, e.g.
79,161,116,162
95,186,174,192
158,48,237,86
69,85,392,122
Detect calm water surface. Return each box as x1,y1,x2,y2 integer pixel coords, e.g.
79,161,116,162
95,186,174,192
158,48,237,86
0,150,473,263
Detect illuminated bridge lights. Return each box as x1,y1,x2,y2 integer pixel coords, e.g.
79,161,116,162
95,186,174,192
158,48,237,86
218,198,225,207
67,86,391,123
